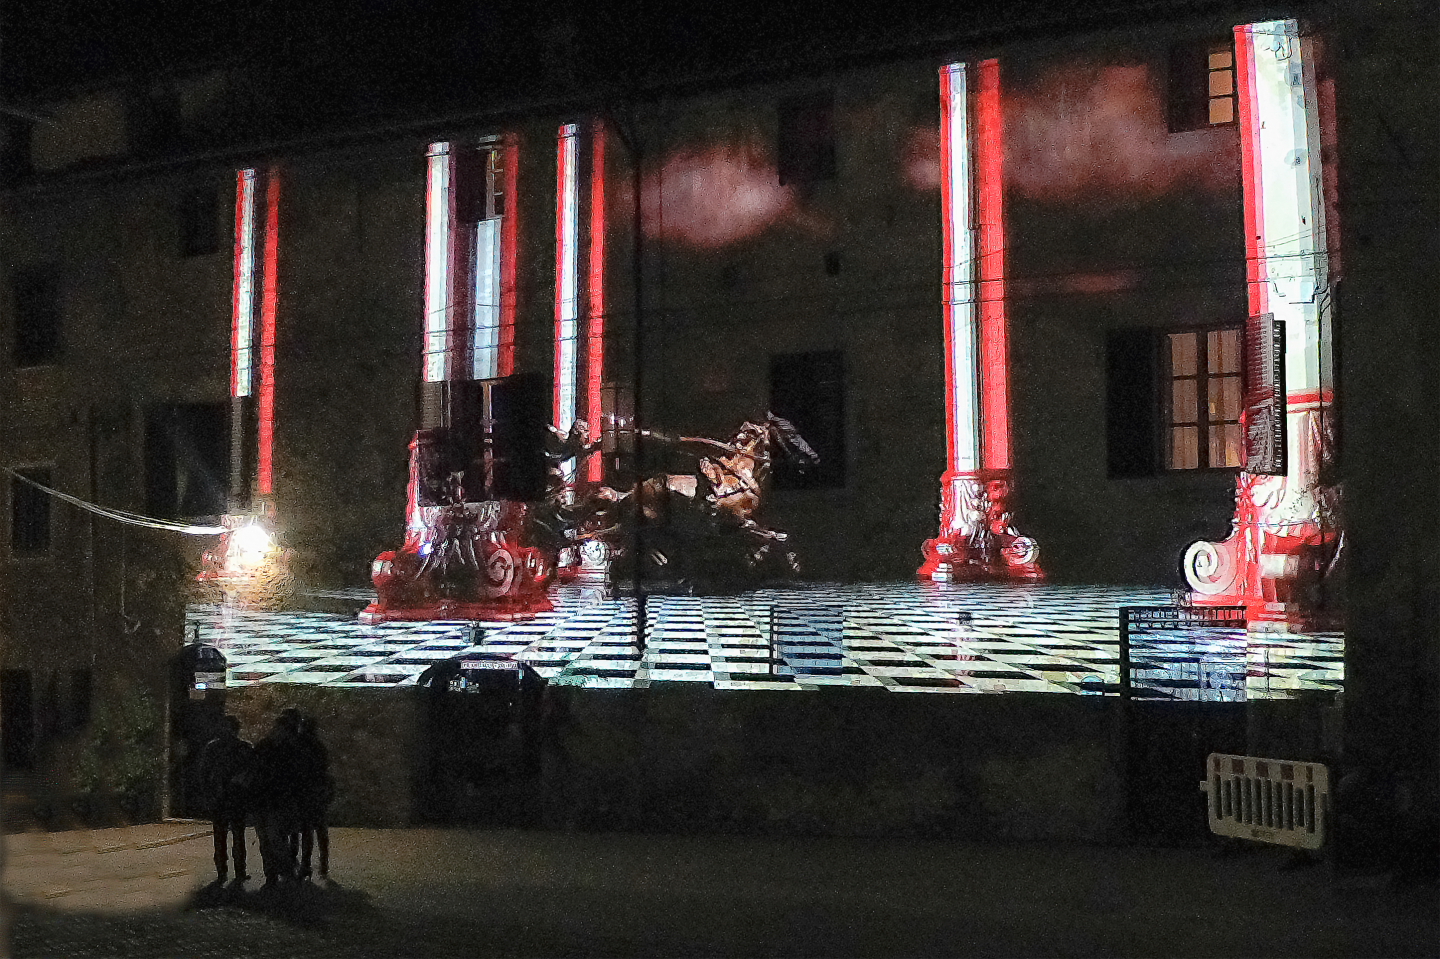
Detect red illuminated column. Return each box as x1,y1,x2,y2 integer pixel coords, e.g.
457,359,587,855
201,166,282,594
257,166,280,497
1184,21,1339,626
499,135,520,378
554,124,580,450
920,60,1042,583
586,120,608,484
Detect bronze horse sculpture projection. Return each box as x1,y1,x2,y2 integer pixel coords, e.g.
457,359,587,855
536,414,820,593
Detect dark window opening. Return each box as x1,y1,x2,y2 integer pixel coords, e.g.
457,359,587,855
770,351,845,489
178,185,221,257
778,93,836,186
10,468,52,553
0,116,33,184
69,668,92,729
1106,330,1159,478
1,669,35,771
1106,326,1243,477
1168,38,1237,133
11,268,62,367
145,403,229,519
453,145,506,224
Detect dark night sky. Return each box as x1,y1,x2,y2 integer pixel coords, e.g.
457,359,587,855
0,0,1167,97
0,0,1261,119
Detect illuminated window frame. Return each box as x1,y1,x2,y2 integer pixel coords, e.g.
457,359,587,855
1163,327,1243,472
231,169,258,398
425,139,516,384
554,124,581,436
1169,38,1237,132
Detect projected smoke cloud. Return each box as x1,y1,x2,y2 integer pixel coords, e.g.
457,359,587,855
640,138,830,247
1006,64,1233,200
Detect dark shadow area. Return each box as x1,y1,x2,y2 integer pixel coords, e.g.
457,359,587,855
184,875,376,931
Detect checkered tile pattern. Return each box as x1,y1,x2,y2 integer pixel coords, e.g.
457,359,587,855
185,583,1344,699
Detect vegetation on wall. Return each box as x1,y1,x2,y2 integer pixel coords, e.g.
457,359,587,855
73,683,163,815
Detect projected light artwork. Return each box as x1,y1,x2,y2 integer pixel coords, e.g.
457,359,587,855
205,166,287,601
425,140,517,383
920,61,1042,584
586,122,608,485
640,138,823,248
1184,20,1341,626
258,165,279,497
1005,63,1233,201
363,376,556,624
533,414,818,594
230,169,257,399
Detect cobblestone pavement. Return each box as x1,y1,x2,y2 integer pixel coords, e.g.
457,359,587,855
5,824,1437,958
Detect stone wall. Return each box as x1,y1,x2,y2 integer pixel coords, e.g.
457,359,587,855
222,685,424,828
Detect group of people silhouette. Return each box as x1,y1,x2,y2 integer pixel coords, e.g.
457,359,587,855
197,706,334,885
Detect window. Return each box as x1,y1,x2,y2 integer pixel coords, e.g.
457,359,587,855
1106,330,1159,478
778,93,836,186
144,403,229,519
11,268,61,367
770,351,845,489
10,468,52,554
178,184,220,257
1106,327,1242,476
425,141,513,382
1168,38,1236,132
68,668,92,728
1,669,35,771
1164,328,1243,470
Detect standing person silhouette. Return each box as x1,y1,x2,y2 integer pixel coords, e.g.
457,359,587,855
197,715,254,883
251,707,306,885
295,714,334,879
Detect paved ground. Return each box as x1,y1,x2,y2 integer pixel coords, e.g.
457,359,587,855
4,822,1436,958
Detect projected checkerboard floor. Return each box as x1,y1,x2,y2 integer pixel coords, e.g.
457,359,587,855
186,582,1343,699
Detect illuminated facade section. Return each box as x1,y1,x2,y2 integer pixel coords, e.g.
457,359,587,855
257,166,280,497
231,169,258,398
554,124,581,440
975,59,1011,474
424,143,456,383
425,140,517,384
586,122,608,484
1185,20,1339,624
471,210,503,379
920,61,1041,583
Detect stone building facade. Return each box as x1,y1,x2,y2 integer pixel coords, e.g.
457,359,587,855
0,0,1433,860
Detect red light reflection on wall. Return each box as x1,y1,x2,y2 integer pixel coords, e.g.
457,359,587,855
1233,29,1269,318
586,122,607,482
904,124,942,191
641,139,802,248
230,170,256,398
499,135,519,377
976,60,1010,472
1006,64,1232,201
938,64,961,473
257,166,280,496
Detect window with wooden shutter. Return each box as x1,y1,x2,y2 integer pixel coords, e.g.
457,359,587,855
1244,313,1287,475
